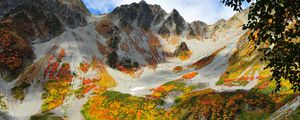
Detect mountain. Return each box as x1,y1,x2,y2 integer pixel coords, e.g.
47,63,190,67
0,0,299,120
0,0,88,82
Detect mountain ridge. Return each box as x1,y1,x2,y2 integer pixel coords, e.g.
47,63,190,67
0,1,299,120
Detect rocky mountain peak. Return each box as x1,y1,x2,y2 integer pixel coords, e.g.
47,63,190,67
171,9,180,15
167,8,185,24
148,4,167,15
158,8,186,35
190,20,208,37
109,1,192,36
138,0,147,5
110,0,167,30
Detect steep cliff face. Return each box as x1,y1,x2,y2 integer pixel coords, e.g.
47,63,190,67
1,0,87,42
0,0,25,18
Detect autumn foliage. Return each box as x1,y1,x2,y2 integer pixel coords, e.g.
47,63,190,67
181,72,198,79
189,47,225,70
172,90,276,119
81,91,170,120
172,66,183,73
116,65,139,77
79,62,90,73
148,80,205,99
73,58,117,98
42,50,73,111
0,30,31,71
177,50,192,61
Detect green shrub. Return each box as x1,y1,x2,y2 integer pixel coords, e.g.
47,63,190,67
11,82,30,100
30,112,63,120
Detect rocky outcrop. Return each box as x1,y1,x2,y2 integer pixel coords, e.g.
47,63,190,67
1,0,87,42
136,1,155,30
0,30,35,81
107,51,119,69
0,0,25,19
190,21,208,37
56,4,87,29
110,1,156,30
174,42,189,57
106,36,120,50
120,58,139,69
0,112,11,120
212,19,226,32
159,9,186,35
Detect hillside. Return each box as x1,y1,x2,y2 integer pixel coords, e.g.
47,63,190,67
0,0,299,120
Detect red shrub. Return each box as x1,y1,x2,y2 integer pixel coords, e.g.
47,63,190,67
82,84,97,94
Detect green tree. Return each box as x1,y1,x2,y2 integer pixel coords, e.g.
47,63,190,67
221,0,300,92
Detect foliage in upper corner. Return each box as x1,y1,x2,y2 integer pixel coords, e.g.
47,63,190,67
222,0,300,92
221,0,252,11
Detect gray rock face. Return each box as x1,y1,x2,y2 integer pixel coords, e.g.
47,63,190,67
190,20,208,37
169,9,186,34
136,1,155,30
110,1,161,30
0,112,11,120
0,0,25,19
1,0,87,42
213,19,226,30
158,24,171,35
109,1,188,35
159,9,186,35
107,51,119,69
149,4,167,26
56,4,87,29
152,12,165,26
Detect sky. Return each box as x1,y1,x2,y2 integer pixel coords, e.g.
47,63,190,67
82,0,244,24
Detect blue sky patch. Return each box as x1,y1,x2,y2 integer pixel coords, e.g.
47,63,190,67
82,0,115,15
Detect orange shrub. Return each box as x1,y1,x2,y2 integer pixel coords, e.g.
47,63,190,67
79,62,90,73
82,84,97,94
257,75,270,79
58,48,65,59
178,50,192,61
117,65,136,77
173,66,183,73
182,72,198,79
153,86,165,93
83,79,93,85
224,78,236,83
257,81,270,89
